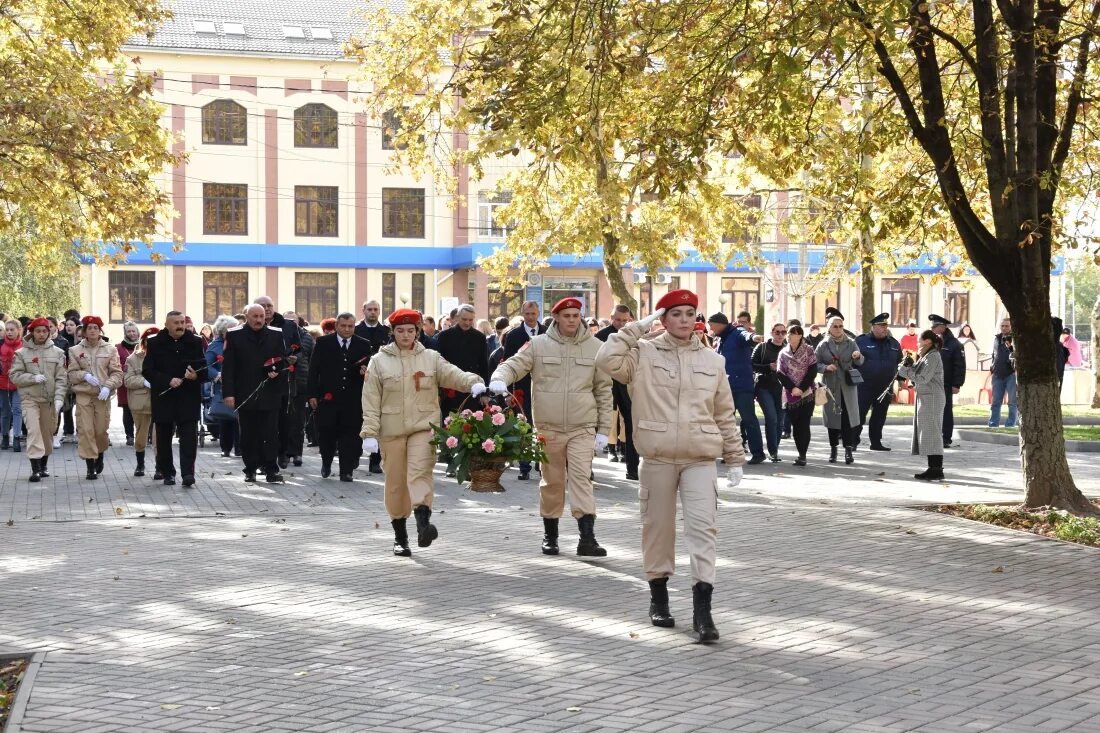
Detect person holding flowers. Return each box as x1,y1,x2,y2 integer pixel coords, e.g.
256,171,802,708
307,313,372,481
489,297,614,558
67,315,123,479
8,318,67,481
360,308,486,557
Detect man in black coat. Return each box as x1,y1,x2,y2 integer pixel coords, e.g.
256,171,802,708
594,304,638,479
501,300,546,480
435,304,490,471
254,296,301,469
930,314,966,447
142,311,208,486
355,299,392,352
223,304,289,483
307,313,372,481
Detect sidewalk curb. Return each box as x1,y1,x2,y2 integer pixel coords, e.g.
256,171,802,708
958,428,1100,452
1,650,46,733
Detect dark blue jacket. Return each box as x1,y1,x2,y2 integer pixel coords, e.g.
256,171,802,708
854,332,902,389
715,325,757,394
990,333,1015,378
939,330,967,389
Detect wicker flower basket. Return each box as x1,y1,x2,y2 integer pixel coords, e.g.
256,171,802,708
468,457,507,493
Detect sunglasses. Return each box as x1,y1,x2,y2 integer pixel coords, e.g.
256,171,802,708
773,329,787,334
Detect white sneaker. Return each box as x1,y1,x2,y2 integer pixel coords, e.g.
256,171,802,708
52,436,61,449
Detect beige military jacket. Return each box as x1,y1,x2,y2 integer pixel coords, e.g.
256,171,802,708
67,339,124,400
8,339,68,405
491,322,613,435
595,320,745,466
361,341,484,439
123,351,153,415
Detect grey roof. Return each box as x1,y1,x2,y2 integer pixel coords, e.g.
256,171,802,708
127,0,404,59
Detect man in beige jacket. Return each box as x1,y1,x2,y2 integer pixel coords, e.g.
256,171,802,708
489,297,614,557
596,289,745,644
67,315,124,479
9,318,68,481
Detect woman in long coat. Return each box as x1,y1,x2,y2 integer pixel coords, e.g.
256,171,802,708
898,329,945,480
815,315,864,464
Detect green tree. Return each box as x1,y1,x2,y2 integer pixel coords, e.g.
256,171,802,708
0,220,80,318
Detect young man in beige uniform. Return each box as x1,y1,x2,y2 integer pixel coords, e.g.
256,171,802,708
9,318,68,481
489,297,614,557
596,289,745,643
67,315,124,480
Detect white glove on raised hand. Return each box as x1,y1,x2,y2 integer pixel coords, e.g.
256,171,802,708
97,386,110,401
594,433,608,452
55,400,64,413
362,437,379,454
726,466,744,488
83,373,100,387
638,308,666,329
470,383,487,397
487,380,508,395
34,374,46,384
142,379,151,388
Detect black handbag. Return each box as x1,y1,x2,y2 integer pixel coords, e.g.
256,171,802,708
845,368,864,386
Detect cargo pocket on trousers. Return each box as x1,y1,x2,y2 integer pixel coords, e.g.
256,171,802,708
639,485,649,515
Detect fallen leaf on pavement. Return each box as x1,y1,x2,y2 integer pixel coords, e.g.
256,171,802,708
160,704,182,711
566,707,582,712
629,632,639,639
992,566,1004,573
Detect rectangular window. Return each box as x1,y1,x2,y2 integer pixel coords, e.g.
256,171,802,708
382,109,404,150
382,188,425,238
469,282,526,319
669,276,681,291
203,271,248,324
720,276,760,319
382,272,396,315
723,194,762,244
806,290,839,326
477,190,512,237
411,273,426,314
880,278,920,326
294,186,338,237
109,271,155,323
295,272,338,325
203,183,248,235
946,284,969,327
541,277,595,318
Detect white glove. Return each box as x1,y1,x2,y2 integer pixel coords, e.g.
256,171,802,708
54,400,64,413
97,386,110,401
142,379,151,388
488,380,508,395
594,433,608,452
470,383,487,397
726,466,743,488
83,373,100,387
34,374,46,384
639,308,666,329
362,437,379,454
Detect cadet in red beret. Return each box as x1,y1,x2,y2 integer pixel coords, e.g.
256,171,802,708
319,318,338,334
67,315,123,479
122,328,159,478
8,318,68,481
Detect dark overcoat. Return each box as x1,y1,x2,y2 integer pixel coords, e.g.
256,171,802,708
142,330,208,423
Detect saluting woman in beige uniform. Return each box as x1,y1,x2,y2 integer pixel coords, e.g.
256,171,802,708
360,309,486,557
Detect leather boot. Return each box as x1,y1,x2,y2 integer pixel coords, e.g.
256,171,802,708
648,578,675,628
1,435,8,450
541,517,559,555
829,445,838,463
844,446,854,465
134,451,145,477
413,505,438,548
85,458,98,480
576,514,607,557
915,454,945,481
29,458,41,483
608,446,619,462
692,582,720,643
391,518,412,557
95,452,104,475
12,437,21,453
38,455,50,477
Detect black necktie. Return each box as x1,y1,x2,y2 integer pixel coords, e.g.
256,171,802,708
341,339,348,353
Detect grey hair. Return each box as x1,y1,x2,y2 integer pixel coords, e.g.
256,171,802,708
212,315,238,338
336,312,356,321
456,303,476,316
826,315,845,331
520,300,540,310
122,320,138,332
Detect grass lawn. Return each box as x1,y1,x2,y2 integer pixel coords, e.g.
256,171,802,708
933,501,1100,548
982,426,1100,441
887,404,1099,419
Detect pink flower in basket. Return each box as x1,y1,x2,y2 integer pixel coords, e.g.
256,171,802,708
461,409,472,417
445,436,459,449
517,413,527,422
444,416,452,427
481,438,496,453
489,405,502,414
473,410,484,420
491,412,506,426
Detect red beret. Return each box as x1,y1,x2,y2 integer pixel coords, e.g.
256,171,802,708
320,318,337,333
551,297,583,314
28,318,51,331
693,321,707,332
141,327,160,341
388,309,421,327
184,316,194,325
655,289,698,312
81,315,104,328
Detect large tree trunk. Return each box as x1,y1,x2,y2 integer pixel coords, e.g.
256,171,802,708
602,232,637,315
860,243,875,330
1092,295,1100,409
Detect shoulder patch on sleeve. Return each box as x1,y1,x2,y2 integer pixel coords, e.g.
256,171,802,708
267,326,283,332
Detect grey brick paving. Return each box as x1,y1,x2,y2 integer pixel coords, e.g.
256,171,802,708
2,412,1100,731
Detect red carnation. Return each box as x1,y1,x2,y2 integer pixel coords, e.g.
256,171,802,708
288,365,296,373
290,343,300,352
263,356,283,367
537,434,546,444
216,355,224,363
462,423,473,433
444,388,457,398
323,392,334,401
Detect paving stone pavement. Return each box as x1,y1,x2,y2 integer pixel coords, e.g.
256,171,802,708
2,412,1100,732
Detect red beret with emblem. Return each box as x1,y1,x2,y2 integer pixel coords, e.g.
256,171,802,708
655,289,698,312
28,318,51,331
81,315,104,328
551,297,583,314
388,309,422,327
140,327,160,341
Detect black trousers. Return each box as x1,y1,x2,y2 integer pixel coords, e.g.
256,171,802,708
285,394,307,457
787,399,814,457
318,408,363,476
155,420,197,477
856,384,891,446
942,388,955,442
277,395,292,458
122,406,135,440
239,409,279,473
618,399,639,474
219,417,239,455
827,397,857,448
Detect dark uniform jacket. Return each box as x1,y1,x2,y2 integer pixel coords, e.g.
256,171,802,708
854,332,903,391
355,321,391,354
939,330,967,390
595,324,630,411
436,325,490,382
306,333,372,423
502,321,546,400
291,326,314,396
222,324,288,412
142,330,208,423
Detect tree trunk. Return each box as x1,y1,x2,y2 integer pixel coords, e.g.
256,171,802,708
1092,295,1100,409
860,239,875,330
602,232,637,315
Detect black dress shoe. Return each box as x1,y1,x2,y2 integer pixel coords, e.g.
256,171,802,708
182,475,195,487
794,456,807,466
321,461,332,478
769,454,781,463
781,431,792,440
869,443,892,451
747,454,766,465
244,471,256,483
339,473,353,482
278,456,289,470
163,476,176,486
844,447,854,465
369,464,383,475
266,471,285,483
625,470,639,480
292,457,303,467
517,470,530,481
153,471,164,480
829,446,838,463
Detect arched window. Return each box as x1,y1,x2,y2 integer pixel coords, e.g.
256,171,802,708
294,103,338,148
201,100,247,145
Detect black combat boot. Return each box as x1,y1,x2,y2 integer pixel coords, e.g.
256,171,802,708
829,445,838,463
85,458,98,480
915,454,945,481
12,437,21,453
95,452,104,475
648,578,675,628
844,446,854,465
38,455,50,477
1,435,9,450
29,458,41,483
692,582,719,643
576,514,607,557
413,505,438,548
392,518,412,557
608,445,619,462
134,451,145,477
541,517,559,555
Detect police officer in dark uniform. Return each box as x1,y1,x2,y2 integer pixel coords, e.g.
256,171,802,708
501,300,546,480
853,312,903,451
307,312,372,481
222,304,289,483
354,299,390,473
929,314,966,447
